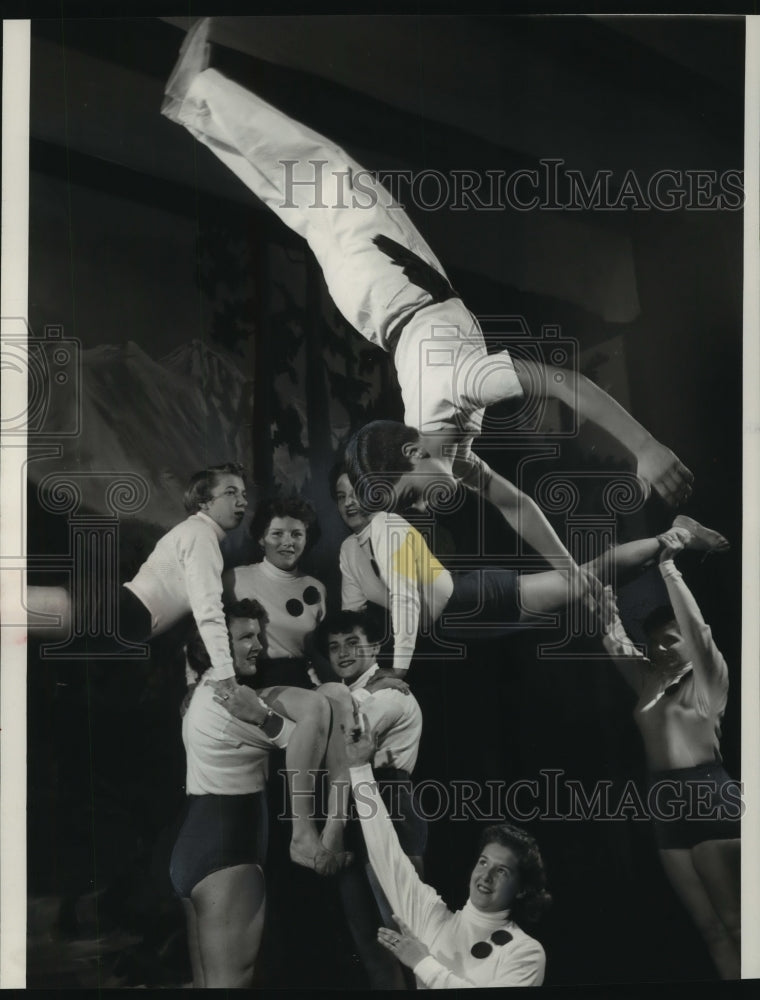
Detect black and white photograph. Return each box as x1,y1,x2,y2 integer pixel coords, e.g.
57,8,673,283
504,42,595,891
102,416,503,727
1,9,758,992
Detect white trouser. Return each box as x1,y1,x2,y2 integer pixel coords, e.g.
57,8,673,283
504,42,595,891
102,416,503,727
175,70,521,437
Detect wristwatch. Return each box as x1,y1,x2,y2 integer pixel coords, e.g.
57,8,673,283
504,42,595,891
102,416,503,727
259,707,285,739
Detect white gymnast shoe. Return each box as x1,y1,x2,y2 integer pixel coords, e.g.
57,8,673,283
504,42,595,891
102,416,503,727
161,17,212,123
672,515,730,553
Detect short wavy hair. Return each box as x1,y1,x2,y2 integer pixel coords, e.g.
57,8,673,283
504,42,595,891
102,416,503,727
249,495,321,556
642,604,677,639
344,421,419,511
314,608,386,659
478,823,552,926
186,598,269,679
183,462,246,514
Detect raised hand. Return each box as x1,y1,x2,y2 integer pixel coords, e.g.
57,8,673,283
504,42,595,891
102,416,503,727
656,527,689,564
365,669,411,696
636,438,694,507
566,564,604,617
341,704,377,768
377,914,429,969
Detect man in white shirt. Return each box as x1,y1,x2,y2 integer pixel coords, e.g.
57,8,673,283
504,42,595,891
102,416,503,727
316,609,426,988
344,714,550,989
162,18,693,620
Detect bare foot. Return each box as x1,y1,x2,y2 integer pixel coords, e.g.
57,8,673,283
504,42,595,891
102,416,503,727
161,17,211,121
672,515,729,553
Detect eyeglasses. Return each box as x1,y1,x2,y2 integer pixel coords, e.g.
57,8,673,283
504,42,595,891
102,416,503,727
470,928,512,959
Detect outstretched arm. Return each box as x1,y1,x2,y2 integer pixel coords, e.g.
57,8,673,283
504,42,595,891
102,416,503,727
181,528,236,680
514,358,693,507
345,715,450,943
481,469,574,571
657,530,728,696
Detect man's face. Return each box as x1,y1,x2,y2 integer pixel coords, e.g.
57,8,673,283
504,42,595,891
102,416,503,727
229,616,264,677
648,621,689,674
392,445,456,509
334,474,371,533
327,626,379,682
202,474,248,531
469,842,521,914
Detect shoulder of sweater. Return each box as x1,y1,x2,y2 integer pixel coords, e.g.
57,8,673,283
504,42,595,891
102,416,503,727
228,562,259,578
503,926,545,957
370,511,413,535
173,514,219,541
370,686,421,714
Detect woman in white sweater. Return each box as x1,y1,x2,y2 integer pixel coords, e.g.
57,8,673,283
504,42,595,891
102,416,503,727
223,496,327,689
121,462,246,687
172,598,348,986
344,714,551,988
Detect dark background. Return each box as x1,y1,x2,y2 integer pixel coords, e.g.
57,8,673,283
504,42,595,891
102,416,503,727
25,14,744,989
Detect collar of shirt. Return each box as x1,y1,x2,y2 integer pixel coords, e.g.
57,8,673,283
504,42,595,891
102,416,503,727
355,521,373,548
259,557,299,581
194,511,226,541
347,663,380,693
461,899,513,929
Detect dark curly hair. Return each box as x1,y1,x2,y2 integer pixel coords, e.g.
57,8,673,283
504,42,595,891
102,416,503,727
248,495,321,557
313,608,386,659
186,598,268,679
344,421,419,512
478,824,552,926
183,462,246,514
642,604,677,639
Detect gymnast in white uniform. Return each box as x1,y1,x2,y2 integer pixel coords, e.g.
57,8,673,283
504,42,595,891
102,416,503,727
161,18,693,615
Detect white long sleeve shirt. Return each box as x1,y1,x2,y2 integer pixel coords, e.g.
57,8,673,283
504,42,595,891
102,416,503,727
635,560,729,769
350,763,545,988
124,511,234,679
348,664,422,773
223,559,326,659
341,514,454,673
183,683,293,795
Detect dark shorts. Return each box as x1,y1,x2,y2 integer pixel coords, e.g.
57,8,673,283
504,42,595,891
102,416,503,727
441,568,522,637
118,586,153,642
648,761,742,850
347,768,428,860
169,791,269,898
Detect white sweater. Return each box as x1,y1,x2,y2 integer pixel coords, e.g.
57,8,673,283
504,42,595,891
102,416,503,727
349,664,422,773
223,559,327,659
340,514,454,673
124,512,234,679
183,683,293,795
350,763,545,988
